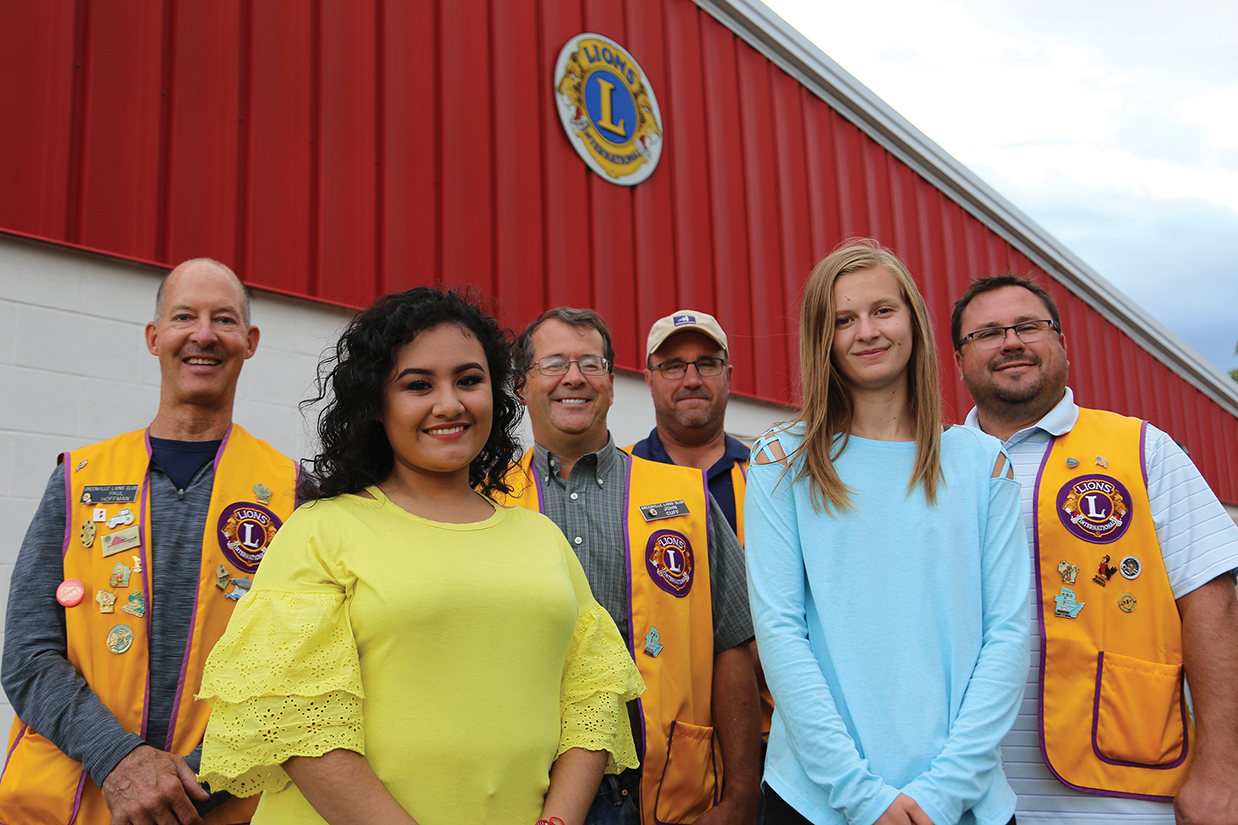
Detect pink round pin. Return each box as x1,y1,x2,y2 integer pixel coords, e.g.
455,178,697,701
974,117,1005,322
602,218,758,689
56,579,85,608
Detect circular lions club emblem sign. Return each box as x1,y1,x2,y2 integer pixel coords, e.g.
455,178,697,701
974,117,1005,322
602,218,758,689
1057,474,1132,544
554,33,663,185
218,503,282,573
646,530,694,597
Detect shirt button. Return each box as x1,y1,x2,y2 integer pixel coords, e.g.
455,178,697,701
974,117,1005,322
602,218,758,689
597,478,604,486
574,536,583,545
570,492,579,501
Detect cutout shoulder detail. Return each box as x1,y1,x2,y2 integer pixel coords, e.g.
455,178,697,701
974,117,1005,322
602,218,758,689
991,453,1014,480
753,436,790,466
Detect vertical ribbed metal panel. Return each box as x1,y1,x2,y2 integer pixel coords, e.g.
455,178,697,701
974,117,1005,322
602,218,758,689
0,0,1235,502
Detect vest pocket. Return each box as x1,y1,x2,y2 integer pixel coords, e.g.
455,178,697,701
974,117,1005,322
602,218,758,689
0,725,83,822
1092,651,1188,767
653,720,719,824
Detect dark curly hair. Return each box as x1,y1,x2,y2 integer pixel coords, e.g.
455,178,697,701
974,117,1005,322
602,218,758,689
298,287,523,501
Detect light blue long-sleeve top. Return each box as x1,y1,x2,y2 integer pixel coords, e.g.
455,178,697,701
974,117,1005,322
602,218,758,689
745,425,1030,825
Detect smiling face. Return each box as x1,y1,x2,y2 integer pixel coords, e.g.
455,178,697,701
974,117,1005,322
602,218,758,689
521,318,614,455
379,323,493,489
954,284,1068,433
645,330,731,441
145,261,259,416
829,266,914,395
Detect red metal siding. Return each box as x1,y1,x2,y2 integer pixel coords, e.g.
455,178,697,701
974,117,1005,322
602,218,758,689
1,0,1236,503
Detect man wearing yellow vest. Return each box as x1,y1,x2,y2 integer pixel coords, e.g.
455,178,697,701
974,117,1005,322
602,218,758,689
500,308,761,825
0,259,298,825
628,311,777,773
952,274,1238,825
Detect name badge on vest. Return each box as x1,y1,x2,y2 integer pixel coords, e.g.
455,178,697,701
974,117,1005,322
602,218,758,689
639,499,690,521
81,485,139,505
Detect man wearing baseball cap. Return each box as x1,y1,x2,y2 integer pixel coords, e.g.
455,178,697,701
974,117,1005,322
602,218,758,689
631,311,749,541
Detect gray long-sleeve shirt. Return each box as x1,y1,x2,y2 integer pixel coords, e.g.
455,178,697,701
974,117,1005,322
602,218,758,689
2,459,212,787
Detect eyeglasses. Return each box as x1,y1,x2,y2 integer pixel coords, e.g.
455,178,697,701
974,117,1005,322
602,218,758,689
650,357,727,379
530,355,611,376
959,319,1059,351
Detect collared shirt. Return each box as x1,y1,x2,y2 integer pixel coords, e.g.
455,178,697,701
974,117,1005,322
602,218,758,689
964,387,1238,823
630,428,749,537
531,436,753,654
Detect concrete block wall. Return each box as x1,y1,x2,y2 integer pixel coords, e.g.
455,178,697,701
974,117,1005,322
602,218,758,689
0,233,788,743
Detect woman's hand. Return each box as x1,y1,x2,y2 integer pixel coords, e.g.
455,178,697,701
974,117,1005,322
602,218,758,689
874,794,934,825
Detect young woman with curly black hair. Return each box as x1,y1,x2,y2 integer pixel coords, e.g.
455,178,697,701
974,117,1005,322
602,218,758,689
198,287,644,825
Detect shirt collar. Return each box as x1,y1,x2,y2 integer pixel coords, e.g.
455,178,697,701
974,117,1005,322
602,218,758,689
963,387,1079,444
532,434,620,485
642,427,748,479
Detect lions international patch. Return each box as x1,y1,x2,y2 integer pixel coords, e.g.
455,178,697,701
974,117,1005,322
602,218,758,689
218,503,282,573
645,529,694,597
554,33,663,186
1057,474,1133,544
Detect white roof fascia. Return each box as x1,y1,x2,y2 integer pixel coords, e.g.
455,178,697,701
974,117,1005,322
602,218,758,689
694,0,1238,418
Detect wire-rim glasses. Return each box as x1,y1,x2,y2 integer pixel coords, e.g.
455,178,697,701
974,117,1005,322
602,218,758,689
960,319,1059,351
530,356,611,376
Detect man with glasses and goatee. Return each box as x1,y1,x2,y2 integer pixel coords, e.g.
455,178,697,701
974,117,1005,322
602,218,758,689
952,274,1238,825
500,307,760,825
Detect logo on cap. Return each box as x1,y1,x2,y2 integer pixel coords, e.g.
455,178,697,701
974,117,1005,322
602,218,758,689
673,314,696,326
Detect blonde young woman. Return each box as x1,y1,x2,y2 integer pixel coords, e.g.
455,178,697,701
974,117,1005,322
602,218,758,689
744,242,1030,825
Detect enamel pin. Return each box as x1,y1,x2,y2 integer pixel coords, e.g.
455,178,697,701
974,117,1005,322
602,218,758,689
643,627,664,657
95,590,116,614
106,624,134,654
1093,554,1117,586
1054,587,1085,618
109,561,132,588
120,592,145,618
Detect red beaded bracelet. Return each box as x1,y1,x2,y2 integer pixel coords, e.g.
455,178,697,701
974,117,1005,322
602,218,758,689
536,818,565,825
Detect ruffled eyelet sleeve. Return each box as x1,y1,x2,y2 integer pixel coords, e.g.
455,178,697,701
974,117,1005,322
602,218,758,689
196,589,365,797
557,604,646,773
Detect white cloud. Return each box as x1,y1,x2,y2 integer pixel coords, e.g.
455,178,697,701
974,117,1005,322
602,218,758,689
1177,86,1238,151
760,0,1238,372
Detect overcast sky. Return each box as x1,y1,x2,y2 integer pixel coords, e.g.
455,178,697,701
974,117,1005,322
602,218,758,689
761,0,1238,379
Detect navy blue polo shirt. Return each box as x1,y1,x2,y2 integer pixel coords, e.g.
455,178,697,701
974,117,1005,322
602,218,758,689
631,428,749,538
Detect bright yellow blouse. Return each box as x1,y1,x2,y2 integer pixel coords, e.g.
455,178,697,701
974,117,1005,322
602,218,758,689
198,489,644,825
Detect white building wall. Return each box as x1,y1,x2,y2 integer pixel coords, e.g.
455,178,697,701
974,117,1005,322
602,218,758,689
0,233,788,740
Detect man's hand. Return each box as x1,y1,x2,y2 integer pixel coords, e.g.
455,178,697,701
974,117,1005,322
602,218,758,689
100,745,209,825
1174,761,1238,825
874,794,934,825
693,796,753,825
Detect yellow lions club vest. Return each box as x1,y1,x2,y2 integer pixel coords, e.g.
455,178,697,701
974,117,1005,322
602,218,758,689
0,426,297,825
1035,408,1192,800
501,449,719,825
620,447,769,741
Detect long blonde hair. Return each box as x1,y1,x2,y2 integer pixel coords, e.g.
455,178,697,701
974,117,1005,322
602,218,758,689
792,239,943,511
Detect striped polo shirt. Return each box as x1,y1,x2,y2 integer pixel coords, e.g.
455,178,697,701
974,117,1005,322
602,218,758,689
964,388,1238,824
